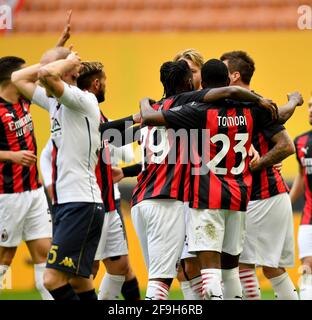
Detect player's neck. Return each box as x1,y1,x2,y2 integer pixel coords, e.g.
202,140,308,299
0,82,20,104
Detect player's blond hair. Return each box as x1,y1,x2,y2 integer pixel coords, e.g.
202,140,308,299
173,49,205,68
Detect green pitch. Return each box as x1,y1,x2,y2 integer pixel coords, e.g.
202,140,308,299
0,289,275,300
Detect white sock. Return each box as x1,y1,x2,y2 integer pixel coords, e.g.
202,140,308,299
180,276,203,300
145,280,169,300
222,267,242,300
0,265,9,290
239,268,261,300
270,272,298,300
201,268,223,300
299,273,312,300
98,273,125,300
34,263,53,300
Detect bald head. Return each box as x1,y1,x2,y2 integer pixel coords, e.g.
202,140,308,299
40,47,71,65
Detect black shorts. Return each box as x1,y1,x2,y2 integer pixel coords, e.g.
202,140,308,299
46,202,104,278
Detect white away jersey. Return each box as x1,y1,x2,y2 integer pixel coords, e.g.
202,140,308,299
33,83,102,204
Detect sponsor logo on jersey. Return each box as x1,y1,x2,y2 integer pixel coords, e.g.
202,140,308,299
7,113,33,137
51,118,62,137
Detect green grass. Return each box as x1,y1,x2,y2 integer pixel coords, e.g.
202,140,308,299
0,289,275,300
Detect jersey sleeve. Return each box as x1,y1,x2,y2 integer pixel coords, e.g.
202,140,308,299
31,85,52,111
40,139,53,187
162,103,205,130
253,107,285,140
122,163,142,177
173,88,210,106
58,81,98,114
293,136,303,166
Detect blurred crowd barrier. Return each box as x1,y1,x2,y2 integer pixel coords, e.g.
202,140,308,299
9,0,307,32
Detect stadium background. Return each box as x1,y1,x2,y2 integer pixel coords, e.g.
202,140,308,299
0,0,311,299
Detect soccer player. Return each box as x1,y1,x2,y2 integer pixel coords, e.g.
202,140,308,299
173,48,204,91
75,61,136,300
139,59,296,300
173,48,205,299
290,96,312,299
0,56,52,300
12,49,105,300
220,50,302,299
131,58,275,300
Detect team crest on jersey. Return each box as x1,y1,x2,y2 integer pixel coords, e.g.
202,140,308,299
1,229,8,242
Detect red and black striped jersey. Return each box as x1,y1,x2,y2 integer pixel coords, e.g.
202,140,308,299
0,97,41,194
294,130,312,225
250,131,289,201
162,100,283,211
95,112,116,212
131,97,191,206
249,90,288,200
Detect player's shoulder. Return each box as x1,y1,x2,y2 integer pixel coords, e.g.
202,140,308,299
64,82,98,104
227,99,257,109
294,130,312,143
172,101,206,112
82,89,99,108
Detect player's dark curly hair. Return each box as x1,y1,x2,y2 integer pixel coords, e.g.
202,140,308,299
0,56,25,84
220,50,255,85
160,60,193,98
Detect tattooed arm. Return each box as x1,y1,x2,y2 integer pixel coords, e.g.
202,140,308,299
250,130,295,171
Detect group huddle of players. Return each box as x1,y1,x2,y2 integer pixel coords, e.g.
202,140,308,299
1,13,312,300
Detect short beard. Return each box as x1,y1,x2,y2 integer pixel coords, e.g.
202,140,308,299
96,91,105,103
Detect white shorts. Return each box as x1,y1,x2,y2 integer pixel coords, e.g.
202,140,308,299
181,203,197,260
131,199,185,279
188,208,246,256
239,193,295,268
298,225,312,260
0,187,52,247
95,210,128,261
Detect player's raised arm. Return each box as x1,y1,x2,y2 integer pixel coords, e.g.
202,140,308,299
55,10,72,48
250,130,295,172
11,64,41,101
38,51,81,99
278,92,304,124
140,98,168,126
